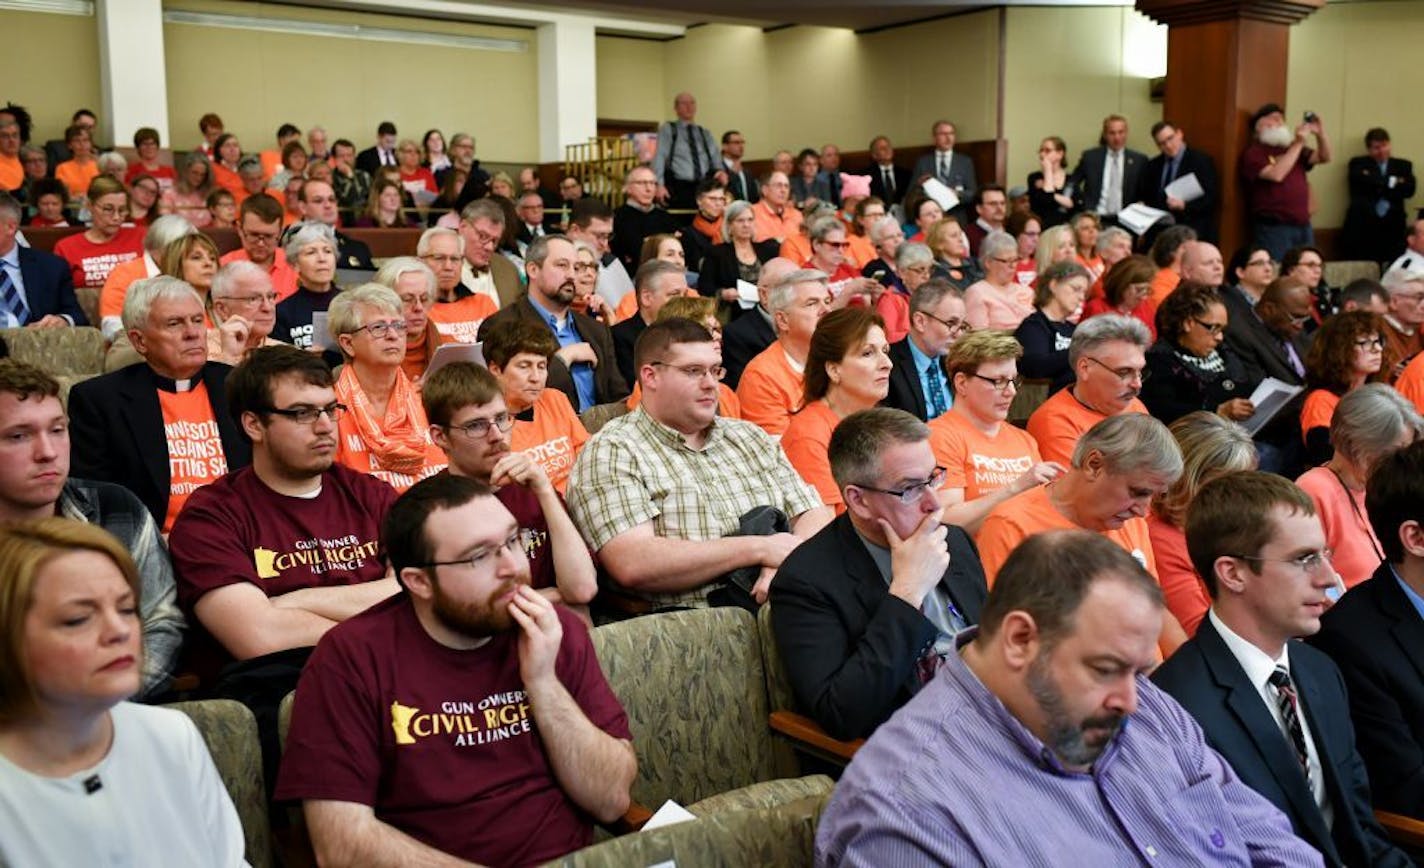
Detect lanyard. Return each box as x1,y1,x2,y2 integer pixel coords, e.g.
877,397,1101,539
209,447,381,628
1329,466,1386,563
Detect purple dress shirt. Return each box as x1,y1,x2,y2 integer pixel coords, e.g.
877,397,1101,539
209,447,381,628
815,630,1324,867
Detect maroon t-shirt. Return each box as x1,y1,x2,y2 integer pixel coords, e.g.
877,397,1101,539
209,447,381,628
496,483,564,592
170,464,396,611
275,596,631,867
1239,142,1314,226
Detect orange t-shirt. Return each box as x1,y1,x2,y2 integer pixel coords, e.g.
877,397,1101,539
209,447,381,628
781,399,844,510
1025,387,1149,466
779,235,812,265
55,159,99,199
0,154,22,190
157,383,229,533
753,199,804,244
612,292,639,326
1146,512,1210,637
1396,351,1424,416
212,162,245,199
1148,268,1180,307
428,294,499,345
98,256,157,321
1296,465,1383,589
260,149,283,181
847,234,876,270
930,410,1043,502
511,389,589,495
736,343,804,436
625,381,741,419
219,248,299,301
1299,388,1339,443
977,486,1157,586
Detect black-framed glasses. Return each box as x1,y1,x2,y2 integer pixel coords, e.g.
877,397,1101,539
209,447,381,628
419,528,537,570
854,466,946,506
445,413,515,439
971,373,1022,393
1355,336,1385,350
264,402,346,425
347,320,407,339
650,361,725,381
1228,548,1335,576
1191,318,1226,336
1085,356,1149,384
921,311,970,335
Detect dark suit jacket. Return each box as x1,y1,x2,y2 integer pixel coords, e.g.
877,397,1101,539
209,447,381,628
1153,618,1408,868
910,150,977,204
1136,147,1219,242
1310,562,1424,817
354,145,387,178
1220,286,1307,447
611,203,679,275
1070,146,1148,215
478,295,629,409
697,241,780,296
770,513,987,740
17,245,86,324
723,163,760,204
610,313,647,390
721,306,776,390
67,362,251,526
883,336,947,422
869,164,912,209
1343,156,1417,263
335,231,374,271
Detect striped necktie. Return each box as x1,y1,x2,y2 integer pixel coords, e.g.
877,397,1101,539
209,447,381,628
0,265,28,326
1268,666,1312,787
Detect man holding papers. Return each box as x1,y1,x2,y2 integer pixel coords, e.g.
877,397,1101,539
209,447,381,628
1137,121,1219,243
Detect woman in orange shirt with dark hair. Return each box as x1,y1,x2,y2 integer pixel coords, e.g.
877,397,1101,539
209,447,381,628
209,134,244,198
1300,310,1387,465
783,308,892,510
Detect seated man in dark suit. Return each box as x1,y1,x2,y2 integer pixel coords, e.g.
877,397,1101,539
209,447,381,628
478,235,628,412
67,276,250,533
884,279,966,421
0,192,85,327
1311,440,1424,818
1154,471,1407,868
1222,275,1312,475
722,256,796,389
611,260,687,388
771,407,987,740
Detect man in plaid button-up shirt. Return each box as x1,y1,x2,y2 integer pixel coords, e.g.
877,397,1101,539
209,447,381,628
568,319,832,609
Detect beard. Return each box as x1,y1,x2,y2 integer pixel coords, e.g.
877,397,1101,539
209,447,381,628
430,572,529,639
1258,125,1294,148
1026,653,1124,769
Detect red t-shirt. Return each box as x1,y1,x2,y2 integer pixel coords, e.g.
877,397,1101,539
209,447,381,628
1239,142,1313,226
274,597,631,867
169,464,397,612
124,163,178,193
53,227,145,289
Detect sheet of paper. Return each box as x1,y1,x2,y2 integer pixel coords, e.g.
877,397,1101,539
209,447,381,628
424,342,485,380
596,258,634,309
1164,172,1205,203
642,799,697,832
412,188,439,207
1240,376,1304,436
736,279,759,310
310,311,334,350
1116,203,1170,236
920,178,960,212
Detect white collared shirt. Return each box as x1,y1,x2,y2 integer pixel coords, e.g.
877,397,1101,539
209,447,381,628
1097,148,1125,215
1208,609,1333,829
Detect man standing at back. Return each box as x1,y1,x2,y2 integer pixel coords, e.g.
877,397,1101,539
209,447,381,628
1137,121,1219,243
653,92,720,214
1240,104,1332,261
1071,115,1147,229
911,121,977,221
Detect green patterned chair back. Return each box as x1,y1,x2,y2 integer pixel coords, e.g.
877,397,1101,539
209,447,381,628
579,399,630,434
1324,260,1381,289
279,690,295,750
591,608,798,809
542,792,829,868
168,699,273,868
0,326,105,376
757,603,797,715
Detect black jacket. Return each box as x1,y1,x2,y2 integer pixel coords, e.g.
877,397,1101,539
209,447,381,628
1140,340,1255,425
883,336,947,422
1135,147,1220,242
1309,561,1424,817
722,307,776,390
1154,617,1409,868
770,513,986,740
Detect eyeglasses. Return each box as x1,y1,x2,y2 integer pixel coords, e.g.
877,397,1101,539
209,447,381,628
242,230,279,245
421,254,462,266
971,373,1022,392
1355,336,1385,350
650,361,725,381
921,311,969,335
420,529,537,571
348,320,407,338
854,466,947,506
264,402,346,425
445,412,515,439
1245,257,1274,268
1085,356,1149,384
1229,548,1335,576
819,240,850,250
988,256,1018,266
1191,318,1226,336
223,292,279,306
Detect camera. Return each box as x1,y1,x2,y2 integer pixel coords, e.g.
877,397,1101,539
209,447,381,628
1304,111,1318,124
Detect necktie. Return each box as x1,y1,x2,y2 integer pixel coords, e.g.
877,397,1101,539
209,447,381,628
883,167,896,199
925,360,948,418
0,266,28,326
1106,151,1122,215
1267,667,1312,786
1377,161,1391,218
1283,339,1305,378
1163,155,1178,188
688,124,703,180
938,153,949,183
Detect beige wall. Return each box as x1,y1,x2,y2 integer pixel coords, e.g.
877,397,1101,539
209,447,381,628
595,35,665,123
0,9,101,145
1288,1,1424,230
1001,6,1165,189
162,0,539,161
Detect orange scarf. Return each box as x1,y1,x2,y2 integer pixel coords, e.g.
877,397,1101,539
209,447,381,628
335,364,431,476
692,213,723,244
